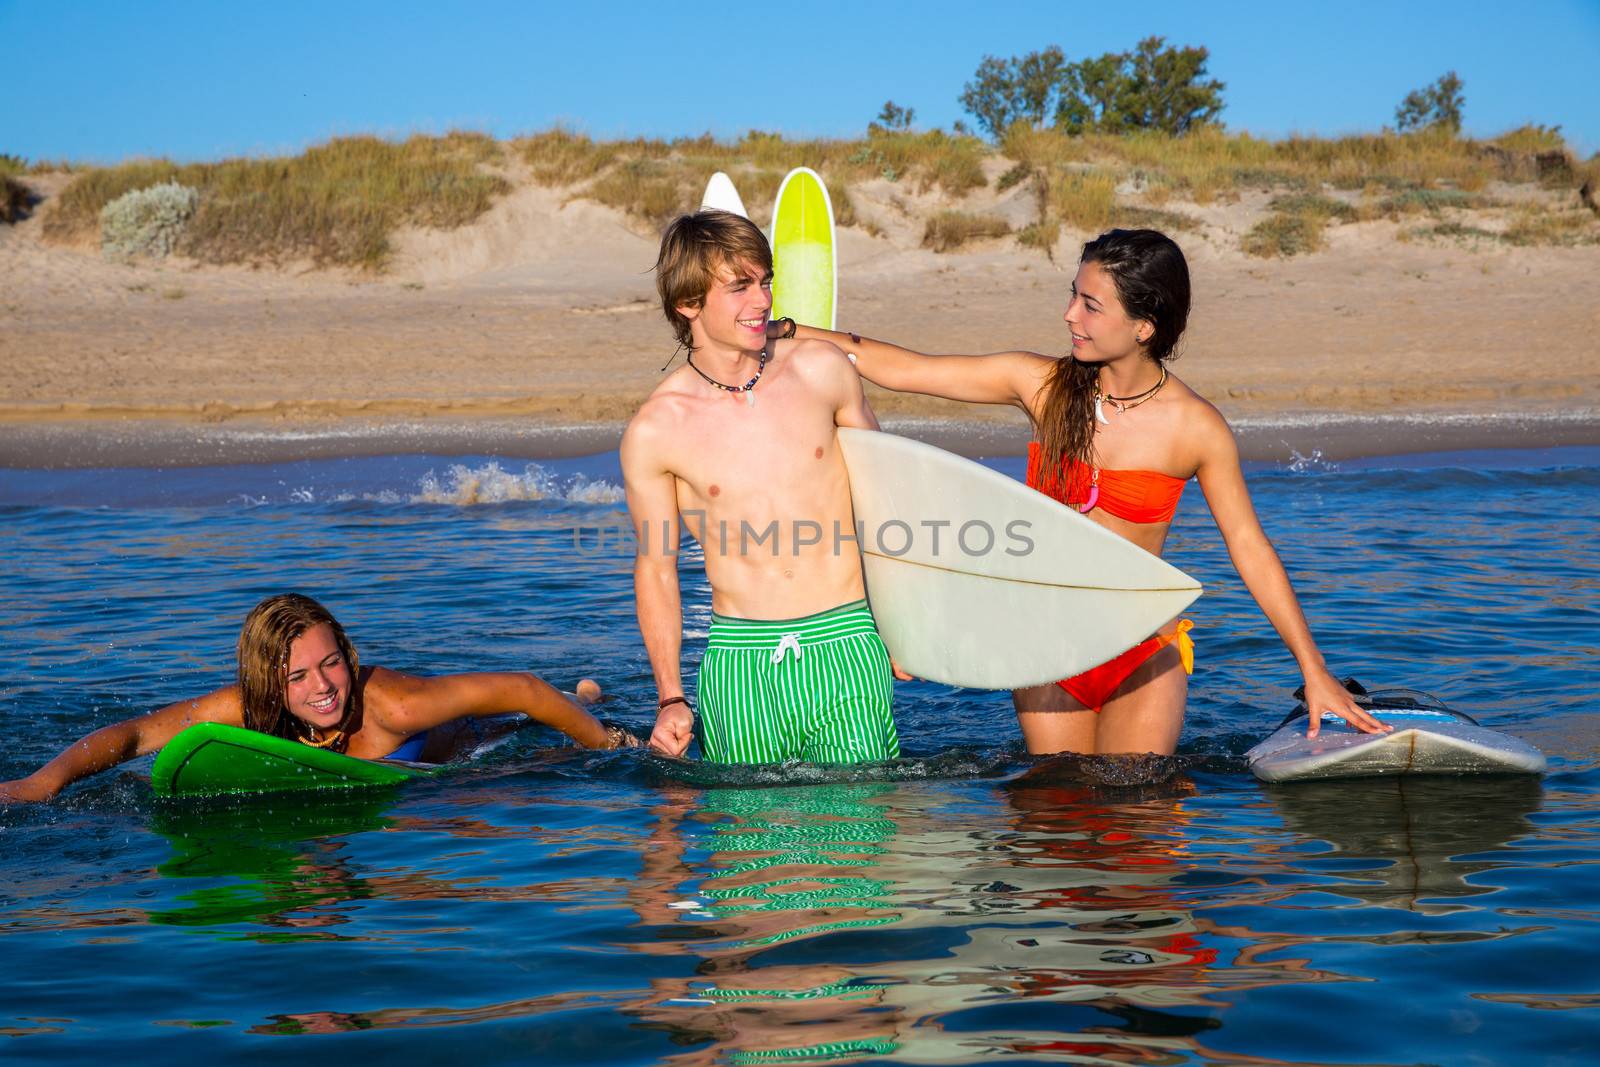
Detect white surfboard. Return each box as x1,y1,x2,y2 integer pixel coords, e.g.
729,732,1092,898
1246,689,1547,782
700,171,748,217
837,428,1202,690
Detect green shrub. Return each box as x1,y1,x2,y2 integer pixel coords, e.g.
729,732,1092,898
1242,212,1327,257
1411,221,1502,244
100,181,198,261
1374,187,1475,218
50,133,508,269
1268,192,1358,222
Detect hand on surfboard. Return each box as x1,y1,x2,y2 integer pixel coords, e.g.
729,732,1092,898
1303,671,1391,737
890,659,916,682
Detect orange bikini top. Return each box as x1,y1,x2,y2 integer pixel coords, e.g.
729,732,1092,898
1026,443,1187,524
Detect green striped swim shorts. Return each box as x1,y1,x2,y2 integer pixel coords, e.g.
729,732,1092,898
696,599,900,765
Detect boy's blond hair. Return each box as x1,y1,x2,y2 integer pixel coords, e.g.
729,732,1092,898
654,209,773,348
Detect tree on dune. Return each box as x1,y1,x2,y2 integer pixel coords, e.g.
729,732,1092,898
958,46,1074,139
1396,71,1465,134
870,100,917,134
959,37,1226,139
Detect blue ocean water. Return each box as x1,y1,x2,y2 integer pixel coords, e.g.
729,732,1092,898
1,446,1597,1065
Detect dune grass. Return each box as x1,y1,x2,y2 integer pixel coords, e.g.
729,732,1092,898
517,127,988,229
923,210,1011,252
33,123,1595,268
1242,211,1330,258
1504,204,1600,246
1000,123,1592,255
44,132,508,269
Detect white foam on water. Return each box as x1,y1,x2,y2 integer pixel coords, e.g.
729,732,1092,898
211,462,628,507
410,462,624,506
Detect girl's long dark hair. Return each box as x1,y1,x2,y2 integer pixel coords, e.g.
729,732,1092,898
1032,229,1192,479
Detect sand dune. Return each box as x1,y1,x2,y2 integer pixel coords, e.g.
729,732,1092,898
2,167,1596,465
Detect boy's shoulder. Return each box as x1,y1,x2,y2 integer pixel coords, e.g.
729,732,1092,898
631,366,697,418
780,336,855,384
622,367,697,457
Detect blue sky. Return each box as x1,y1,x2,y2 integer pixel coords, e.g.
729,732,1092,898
6,0,1598,163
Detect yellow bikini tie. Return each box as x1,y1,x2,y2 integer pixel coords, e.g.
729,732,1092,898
1159,619,1195,675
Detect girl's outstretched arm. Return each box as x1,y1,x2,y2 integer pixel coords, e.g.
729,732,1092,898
0,687,244,802
783,321,1052,410
364,669,616,749
1191,410,1390,739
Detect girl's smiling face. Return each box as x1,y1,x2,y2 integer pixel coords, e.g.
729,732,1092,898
282,623,351,729
1063,260,1149,364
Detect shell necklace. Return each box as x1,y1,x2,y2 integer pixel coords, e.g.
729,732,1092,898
1093,365,1168,425
1080,365,1168,515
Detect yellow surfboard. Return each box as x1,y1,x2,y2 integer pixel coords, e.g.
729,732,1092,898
769,167,837,330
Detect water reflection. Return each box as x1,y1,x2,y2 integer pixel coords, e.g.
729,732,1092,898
1263,776,1543,913
148,794,399,934
16,761,1569,1064
612,766,1247,1064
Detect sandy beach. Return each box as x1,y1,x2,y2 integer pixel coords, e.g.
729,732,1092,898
4,174,1598,467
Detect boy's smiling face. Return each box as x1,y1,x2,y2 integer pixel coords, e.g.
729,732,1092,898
681,258,773,356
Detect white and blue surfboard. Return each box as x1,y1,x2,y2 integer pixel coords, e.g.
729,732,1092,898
1247,686,1546,782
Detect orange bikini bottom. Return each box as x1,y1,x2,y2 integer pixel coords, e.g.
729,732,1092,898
1055,620,1194,712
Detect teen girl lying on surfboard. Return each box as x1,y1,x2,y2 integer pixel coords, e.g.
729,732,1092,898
0,592,637,802
774,228,1389,756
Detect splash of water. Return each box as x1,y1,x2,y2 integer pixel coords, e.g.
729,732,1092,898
1284,446,1340,474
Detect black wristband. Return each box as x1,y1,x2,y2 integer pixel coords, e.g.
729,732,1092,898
658,695,692,713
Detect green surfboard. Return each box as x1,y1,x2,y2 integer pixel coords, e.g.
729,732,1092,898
151,722,433,797
770,167,837,330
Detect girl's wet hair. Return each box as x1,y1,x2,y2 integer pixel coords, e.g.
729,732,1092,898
236,593,361,741
1034,229,1192,475
654,209,773,348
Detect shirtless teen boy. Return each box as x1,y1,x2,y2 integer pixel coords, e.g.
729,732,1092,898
622,210,899,764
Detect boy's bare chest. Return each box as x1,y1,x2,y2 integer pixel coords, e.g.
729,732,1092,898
666,382,840,500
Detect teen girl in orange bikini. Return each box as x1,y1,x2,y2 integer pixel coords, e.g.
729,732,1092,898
777,228,1388,755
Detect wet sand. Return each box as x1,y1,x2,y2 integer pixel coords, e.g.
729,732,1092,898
3,410,1597,470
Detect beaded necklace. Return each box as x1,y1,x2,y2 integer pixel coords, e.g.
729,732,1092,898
687,342,770,407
